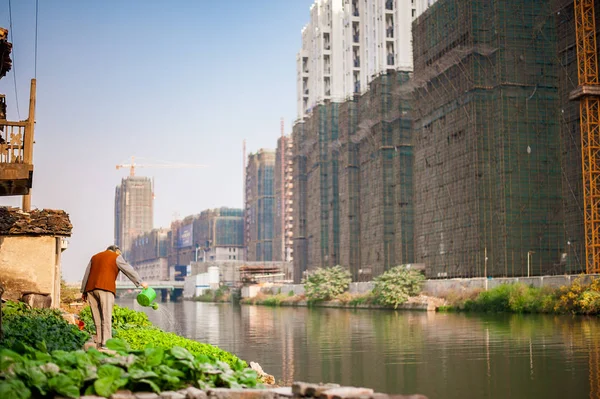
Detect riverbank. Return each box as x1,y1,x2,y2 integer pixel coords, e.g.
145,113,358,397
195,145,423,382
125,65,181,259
240,292,445,311
238,276,600,315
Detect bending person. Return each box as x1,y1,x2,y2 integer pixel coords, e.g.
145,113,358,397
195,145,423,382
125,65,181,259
80,245,148,349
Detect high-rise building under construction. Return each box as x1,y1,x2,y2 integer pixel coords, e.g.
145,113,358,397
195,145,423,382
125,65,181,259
245,149,276,261
114,176,154,258
412,0,564,278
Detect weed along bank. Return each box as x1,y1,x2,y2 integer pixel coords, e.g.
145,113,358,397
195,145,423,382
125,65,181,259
0,207,72,307
235,265,600,315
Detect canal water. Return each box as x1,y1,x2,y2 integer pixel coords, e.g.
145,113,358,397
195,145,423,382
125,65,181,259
117,299,600,399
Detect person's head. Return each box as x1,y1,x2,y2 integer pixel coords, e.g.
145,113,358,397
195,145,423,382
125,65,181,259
106,245,122,255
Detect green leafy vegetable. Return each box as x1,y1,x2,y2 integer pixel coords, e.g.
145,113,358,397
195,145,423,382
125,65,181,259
1,303,89,352
0,339,262,398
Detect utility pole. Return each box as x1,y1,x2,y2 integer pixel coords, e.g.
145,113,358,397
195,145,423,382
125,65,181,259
280,118,286,262
22,79,36,212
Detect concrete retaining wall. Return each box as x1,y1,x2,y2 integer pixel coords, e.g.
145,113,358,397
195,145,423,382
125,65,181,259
422,274,600,297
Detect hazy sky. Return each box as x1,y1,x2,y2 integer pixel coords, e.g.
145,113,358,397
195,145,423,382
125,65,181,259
0,0,312,281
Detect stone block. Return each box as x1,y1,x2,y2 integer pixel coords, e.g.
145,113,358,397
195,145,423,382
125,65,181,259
21,292,52,308
186,387,208,399
292,382,341,397
270,387,293,398
160,392,186,399
207,388,276,399
135,393,159,399
111,391,135,399
319,387,374,399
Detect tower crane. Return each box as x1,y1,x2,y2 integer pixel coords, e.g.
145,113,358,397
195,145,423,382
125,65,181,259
116,156,207,177
573,0,600,273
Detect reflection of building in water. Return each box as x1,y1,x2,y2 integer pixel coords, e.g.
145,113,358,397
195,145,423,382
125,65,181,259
591,340,600,399
179,301,221,346
281,317,295,384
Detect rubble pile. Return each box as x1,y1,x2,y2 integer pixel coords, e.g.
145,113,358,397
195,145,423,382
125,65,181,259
0,207,72,236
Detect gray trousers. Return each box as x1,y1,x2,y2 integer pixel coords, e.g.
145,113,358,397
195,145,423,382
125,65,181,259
87,289,114,346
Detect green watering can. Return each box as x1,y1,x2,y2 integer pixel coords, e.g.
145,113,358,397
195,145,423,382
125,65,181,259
137,287,159,310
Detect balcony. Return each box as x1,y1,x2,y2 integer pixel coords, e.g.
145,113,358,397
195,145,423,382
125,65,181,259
323,33,331,51
0,120,34,196
386,0,393,11
352,0,359,16
0,82,35,199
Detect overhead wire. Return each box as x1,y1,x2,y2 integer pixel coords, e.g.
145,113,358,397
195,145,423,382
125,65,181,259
7,0,21,119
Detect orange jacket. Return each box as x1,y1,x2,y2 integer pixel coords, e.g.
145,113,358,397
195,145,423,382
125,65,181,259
83,250,120,294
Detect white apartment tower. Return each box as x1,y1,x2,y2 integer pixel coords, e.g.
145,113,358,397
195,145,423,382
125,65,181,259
297,0,424,118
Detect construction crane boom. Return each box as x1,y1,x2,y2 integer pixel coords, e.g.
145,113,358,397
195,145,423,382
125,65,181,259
574,0,600,273
116,156,207,177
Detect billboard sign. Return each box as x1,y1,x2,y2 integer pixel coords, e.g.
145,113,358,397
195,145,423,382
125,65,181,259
177,224,193,248
174,265,188,281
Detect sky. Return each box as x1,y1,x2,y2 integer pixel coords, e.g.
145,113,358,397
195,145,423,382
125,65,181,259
0,0,313,282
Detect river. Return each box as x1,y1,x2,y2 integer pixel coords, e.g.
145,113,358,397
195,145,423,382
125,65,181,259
116,299,600,399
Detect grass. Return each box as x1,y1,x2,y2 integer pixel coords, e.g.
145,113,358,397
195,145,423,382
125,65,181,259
241,292,306,306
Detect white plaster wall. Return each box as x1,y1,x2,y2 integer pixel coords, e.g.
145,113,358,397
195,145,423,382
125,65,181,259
0,236,60,306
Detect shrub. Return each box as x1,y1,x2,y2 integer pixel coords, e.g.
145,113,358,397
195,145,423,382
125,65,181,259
463,283,551,313
1,301,89,352
303,266,351,302
372,266,425,309
116,328,246,368
555,276,600,314
60,279,80,305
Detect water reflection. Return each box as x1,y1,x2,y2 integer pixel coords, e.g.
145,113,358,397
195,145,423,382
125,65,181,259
118,299,600,399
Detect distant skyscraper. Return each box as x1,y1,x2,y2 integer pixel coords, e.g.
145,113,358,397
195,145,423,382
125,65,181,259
245,149,276,261
114,176,154,258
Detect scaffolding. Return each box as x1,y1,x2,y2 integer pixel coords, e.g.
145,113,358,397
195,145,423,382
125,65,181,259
292,121,308,282
292,70,415,281
413,0,565,278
